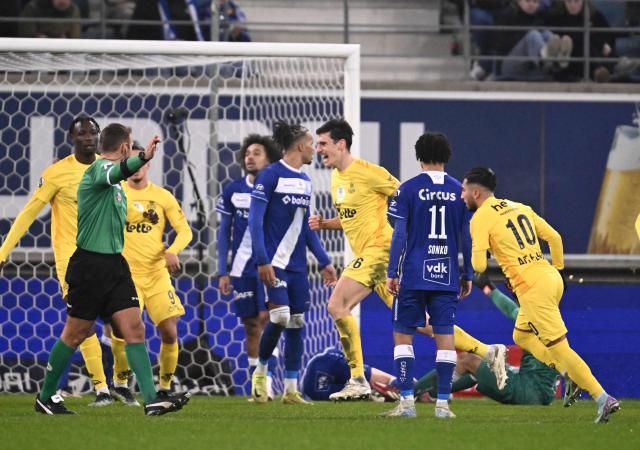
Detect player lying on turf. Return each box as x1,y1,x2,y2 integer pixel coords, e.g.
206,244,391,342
412,273,559,406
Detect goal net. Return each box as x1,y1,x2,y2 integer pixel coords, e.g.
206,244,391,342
0,39,360,395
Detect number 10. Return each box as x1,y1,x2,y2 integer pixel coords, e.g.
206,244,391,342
428,205,447,239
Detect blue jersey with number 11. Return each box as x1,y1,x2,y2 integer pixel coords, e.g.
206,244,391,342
388,171,472,292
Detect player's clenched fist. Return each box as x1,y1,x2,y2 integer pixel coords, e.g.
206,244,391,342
321,264,337,287
308,214,323,231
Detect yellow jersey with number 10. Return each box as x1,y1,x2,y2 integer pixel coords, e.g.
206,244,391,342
469,197,564,295
331,158,400,256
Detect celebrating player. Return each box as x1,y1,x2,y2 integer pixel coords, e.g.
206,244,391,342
122,140,193,397
0,116,138,406
216,134,281,395
461,166,619,424
379,132,472,419
310,118,399,401
34,123,189,415
249,121,336,404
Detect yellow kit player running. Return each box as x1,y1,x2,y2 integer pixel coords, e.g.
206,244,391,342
310,118,399,400
122,143,193,396
0,116,137,406
461,167,619,424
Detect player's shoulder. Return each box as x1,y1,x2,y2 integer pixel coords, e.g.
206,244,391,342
42,154,75,178
444,173,463,189
149,182,177,202
224,176,247,194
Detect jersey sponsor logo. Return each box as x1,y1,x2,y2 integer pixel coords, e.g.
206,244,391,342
231,192,251,209
336,186,346,202
418,189,456,202
125,222,153,233
422,257,451,285
491,200,510,211
282,195,310,207
275,177,312,195
337,207,356,219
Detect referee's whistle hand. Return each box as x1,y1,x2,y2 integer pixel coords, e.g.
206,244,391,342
145,135,161,160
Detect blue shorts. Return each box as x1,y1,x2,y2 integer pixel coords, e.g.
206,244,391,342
392,287,458,335
232,276,266,319
265,268,310,314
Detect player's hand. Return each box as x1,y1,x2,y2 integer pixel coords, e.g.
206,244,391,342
321,264,337,287
165,252,181,274
144,135,161,160
258,263,277,287
308,214,323,231
386,277,399,296
218,275,232,296
143,209,159,225
458,277,472,300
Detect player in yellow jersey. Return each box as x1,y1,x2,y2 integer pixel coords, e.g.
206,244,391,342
0,116,139,406
122,142,193,397
309,118,399,400
461,167,619,424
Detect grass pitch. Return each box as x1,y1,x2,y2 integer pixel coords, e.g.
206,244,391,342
1,395,638,450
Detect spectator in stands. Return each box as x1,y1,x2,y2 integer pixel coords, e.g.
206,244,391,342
128,0,205,41
545,0,616,82
489,0,571,80
104,0,136,39
468,0,511,80
218,0,251,42
19,0,81,39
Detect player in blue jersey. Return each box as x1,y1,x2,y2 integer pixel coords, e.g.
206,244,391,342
248,121,337,404
380,132,473,419
216,134,281,396
301,346,399,402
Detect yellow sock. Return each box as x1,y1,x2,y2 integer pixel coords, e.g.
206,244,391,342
513,328,565,373
335,316,365,379
548,339,605,399
111,335,130,386
159,342,179,390
79,333,107,391
454,326,489,357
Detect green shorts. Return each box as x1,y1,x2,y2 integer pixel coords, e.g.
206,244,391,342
475,362,551,405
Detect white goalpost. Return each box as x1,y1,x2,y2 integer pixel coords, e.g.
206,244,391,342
0,38,359,395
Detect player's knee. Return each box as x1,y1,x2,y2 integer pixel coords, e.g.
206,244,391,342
287,313,304,329
269,306,290,327
243,317,261,337
126,318,146,342
327,298,345,320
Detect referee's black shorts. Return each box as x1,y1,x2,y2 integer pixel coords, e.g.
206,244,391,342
65,248,140,320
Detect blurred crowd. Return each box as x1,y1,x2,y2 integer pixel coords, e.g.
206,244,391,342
0,0,251,42
445,0,640,82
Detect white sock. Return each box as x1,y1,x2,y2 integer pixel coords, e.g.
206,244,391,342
255,361,268,375
248,357,258,367
401,394,415,403
284,378,298,394
267,375,274,398
96,386,109,395
113,381,128,389
436,399,449,409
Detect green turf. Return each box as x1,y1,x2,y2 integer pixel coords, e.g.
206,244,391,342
1,395,638,450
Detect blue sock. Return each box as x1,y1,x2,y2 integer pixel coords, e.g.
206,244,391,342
259,322,285,364
394,344,415,398
267,354,278,373
436,349,457,402
284,327,304,373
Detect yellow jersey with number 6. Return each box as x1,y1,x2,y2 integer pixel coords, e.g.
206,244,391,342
331,158,399,256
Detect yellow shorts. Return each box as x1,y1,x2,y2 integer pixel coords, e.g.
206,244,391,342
342,247,393,308
132,270,185,325
55,259,69,299
515,266,567,345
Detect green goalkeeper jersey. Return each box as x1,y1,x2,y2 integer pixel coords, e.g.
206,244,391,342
76,156,146,254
